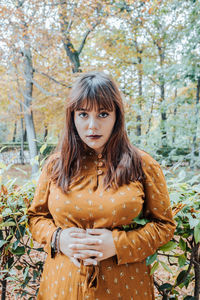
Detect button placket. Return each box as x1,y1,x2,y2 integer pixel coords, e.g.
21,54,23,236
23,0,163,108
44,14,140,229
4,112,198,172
96,154,104,176
97,169,103,175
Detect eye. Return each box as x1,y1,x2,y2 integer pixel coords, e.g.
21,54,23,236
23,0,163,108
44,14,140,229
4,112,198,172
99,111,109,118
78,112,88,118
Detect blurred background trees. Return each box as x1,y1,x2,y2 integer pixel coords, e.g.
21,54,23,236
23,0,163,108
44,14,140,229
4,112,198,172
0,0,199,171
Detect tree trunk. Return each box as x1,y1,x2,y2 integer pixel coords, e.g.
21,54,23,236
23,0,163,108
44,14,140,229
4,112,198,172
160,82,167,146
146,87,155,136
158,48,167,147
59,1,81,73
23,44,38,174
191,76,200,168
12,121,17,142
58,1,101,74
1,278,7,300
172,89,177,145
136,57,142,138
19,103,25,165
63,42,81,73
44,125,48,142
194,242,200,299
23,128,27,142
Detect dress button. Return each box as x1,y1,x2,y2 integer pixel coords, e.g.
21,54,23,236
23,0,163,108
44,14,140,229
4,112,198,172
98,153,102,159
98,161,103,167
97,169,103,175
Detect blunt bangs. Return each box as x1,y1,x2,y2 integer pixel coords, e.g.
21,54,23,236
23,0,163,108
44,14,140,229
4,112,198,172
68,74,116,112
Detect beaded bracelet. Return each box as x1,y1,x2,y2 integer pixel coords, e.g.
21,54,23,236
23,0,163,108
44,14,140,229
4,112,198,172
56,227,63,254
51,227,62,258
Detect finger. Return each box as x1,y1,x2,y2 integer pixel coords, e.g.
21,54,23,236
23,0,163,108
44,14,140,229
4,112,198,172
74,250,103,258
86,229,104,235
70,238,102,245
70,233,87,238
83,258,98,266
70,257,81,268
69,228,86,233
69,243,96,250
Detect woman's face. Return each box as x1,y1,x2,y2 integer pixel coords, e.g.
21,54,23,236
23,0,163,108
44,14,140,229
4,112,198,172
74,104,116,154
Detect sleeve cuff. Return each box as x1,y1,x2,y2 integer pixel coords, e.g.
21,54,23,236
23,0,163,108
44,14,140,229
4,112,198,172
44,226,57,254
112,229,134,265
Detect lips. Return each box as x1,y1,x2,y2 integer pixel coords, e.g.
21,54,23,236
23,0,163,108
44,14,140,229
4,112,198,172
87,135,102,139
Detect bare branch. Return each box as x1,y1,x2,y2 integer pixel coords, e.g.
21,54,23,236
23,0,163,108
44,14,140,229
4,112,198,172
32,79,59,97
16,0,27,8
34,69,71,87
148,75,160,87
78,20,101,55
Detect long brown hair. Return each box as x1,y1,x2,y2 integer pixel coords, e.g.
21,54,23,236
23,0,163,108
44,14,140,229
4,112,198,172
47,71,144,192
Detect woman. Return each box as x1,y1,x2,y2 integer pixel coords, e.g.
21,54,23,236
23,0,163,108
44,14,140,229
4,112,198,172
28,71,176,300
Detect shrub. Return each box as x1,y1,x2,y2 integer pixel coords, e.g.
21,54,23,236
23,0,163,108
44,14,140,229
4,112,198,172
0,180,44,299
0,165,199,299
147,169,200,299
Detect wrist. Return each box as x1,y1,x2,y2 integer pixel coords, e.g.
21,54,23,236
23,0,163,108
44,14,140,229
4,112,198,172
50,227,62,258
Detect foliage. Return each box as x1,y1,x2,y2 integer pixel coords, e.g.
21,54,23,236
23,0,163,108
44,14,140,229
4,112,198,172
0,169,44,299
146,167,200,299
0,162,200,299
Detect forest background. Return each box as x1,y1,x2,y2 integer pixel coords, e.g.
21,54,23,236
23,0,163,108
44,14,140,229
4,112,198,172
0,0,199,300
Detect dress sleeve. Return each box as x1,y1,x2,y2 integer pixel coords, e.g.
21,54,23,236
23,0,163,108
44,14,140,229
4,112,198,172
28,163,57,253
112,153,176,265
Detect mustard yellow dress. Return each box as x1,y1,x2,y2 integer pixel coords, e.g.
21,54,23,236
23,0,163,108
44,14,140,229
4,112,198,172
28,150,176,300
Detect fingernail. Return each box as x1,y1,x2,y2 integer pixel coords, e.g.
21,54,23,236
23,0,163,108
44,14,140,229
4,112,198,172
93,261,97,265
99,253,103,257
69,244,73,248
98,240,102,244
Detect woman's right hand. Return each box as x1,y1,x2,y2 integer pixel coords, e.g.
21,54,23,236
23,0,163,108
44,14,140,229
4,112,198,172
59,227,102,268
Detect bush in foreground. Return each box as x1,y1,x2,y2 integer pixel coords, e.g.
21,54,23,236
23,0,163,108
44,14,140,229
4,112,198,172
0,168,199,299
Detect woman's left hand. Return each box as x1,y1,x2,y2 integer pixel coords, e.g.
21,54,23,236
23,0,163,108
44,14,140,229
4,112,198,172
70,228,116,266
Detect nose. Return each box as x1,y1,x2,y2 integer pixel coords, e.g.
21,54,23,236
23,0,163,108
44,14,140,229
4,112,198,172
88,116,99,130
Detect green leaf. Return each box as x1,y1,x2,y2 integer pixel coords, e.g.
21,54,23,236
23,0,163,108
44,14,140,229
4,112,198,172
194,221,200,243
178,254,187,267
176,270,187,286
12,239,20,250
159,283,173,291
150,261,159,275
30,238,34,248
0,221,16,228
6,257,14,269
179,238,186,251
0,240,7,248
146,252,157,266
184,296,196,300
23,266,29,281
11,246,25,256
188,216,199,229
160,261,173,273
159,241,177,252
15,265,23,270
33,270,39,281
40,143,47,154
0,162,6,169
2,208,12,217
133,214,149,225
